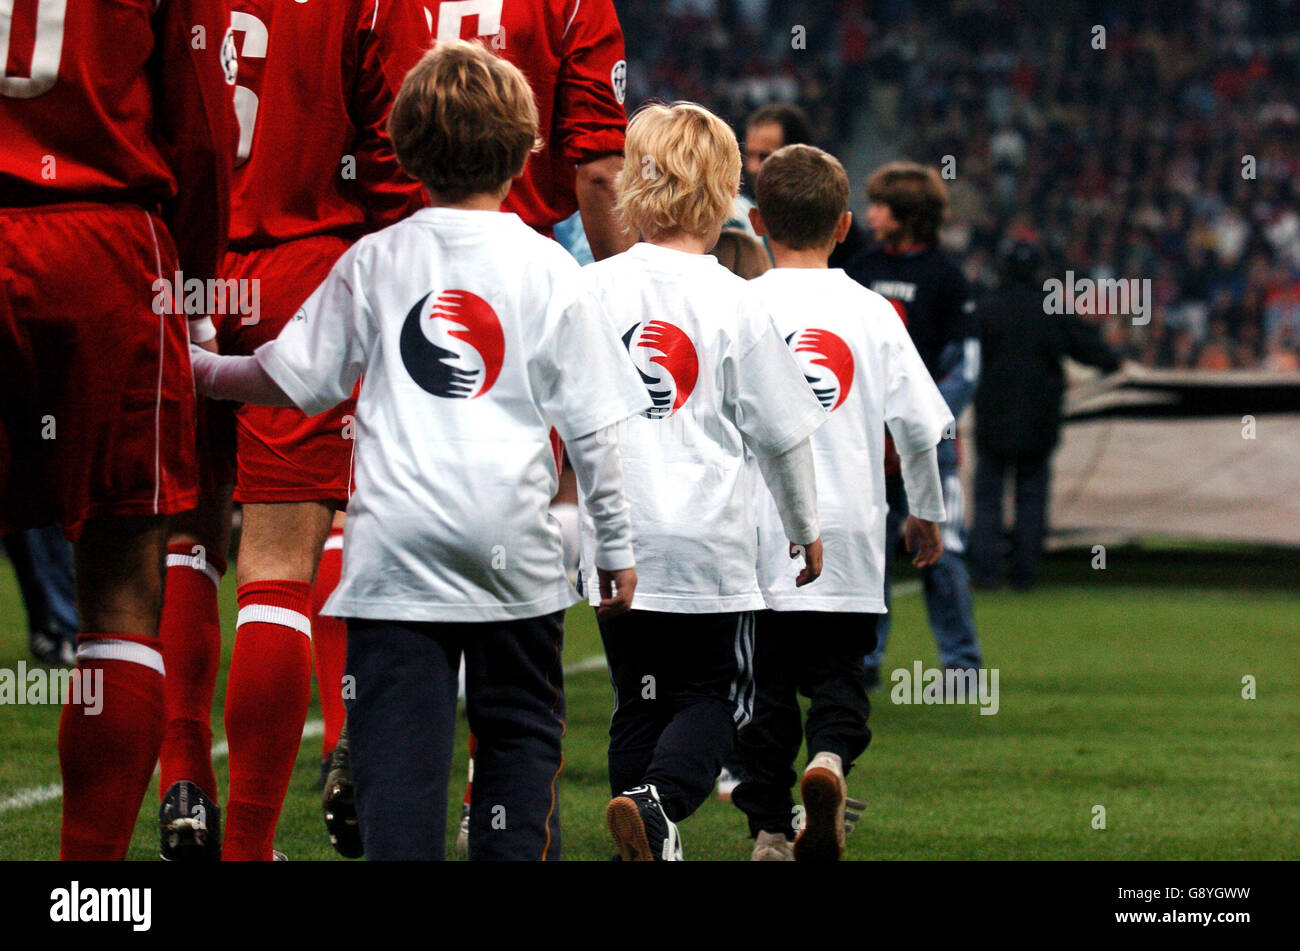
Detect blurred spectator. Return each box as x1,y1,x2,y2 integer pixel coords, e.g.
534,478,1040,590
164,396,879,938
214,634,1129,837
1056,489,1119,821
970,243,1122,591
709,228,772,278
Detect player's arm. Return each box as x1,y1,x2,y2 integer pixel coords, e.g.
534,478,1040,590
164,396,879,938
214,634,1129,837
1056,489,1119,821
557,0,634,259
198,248,371,413
934,266,981,417
885,318,955,567
154,0,239,343
1063,312,1123,374
728,306,830,583
347,0,431,227
567,427,637,619
576,155,633,260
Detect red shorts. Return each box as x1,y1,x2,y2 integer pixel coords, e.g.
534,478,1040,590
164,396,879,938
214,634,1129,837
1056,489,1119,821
219,236,356,505
0,203,198,541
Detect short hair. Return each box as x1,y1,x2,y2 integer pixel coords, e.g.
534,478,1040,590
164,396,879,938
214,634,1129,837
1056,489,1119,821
710,228,772,279
746,103,813,147
865,161,949,246
754,144,849,250
388,39,540,201
615,102,741,242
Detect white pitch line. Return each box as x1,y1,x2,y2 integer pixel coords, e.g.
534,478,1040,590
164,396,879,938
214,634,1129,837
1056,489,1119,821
0,652,616,815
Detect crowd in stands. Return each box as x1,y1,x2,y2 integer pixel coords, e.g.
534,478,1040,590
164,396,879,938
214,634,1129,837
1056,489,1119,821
617,0,1300,371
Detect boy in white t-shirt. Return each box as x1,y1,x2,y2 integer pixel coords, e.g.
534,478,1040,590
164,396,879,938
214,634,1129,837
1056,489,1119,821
578,103,830,861
190,41,649,860
735,145,953,861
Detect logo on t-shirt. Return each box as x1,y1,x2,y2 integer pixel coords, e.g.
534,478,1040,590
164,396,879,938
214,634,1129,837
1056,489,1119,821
400,290,505,400
622,320,698,419
611,59,627,104
787,328,854,411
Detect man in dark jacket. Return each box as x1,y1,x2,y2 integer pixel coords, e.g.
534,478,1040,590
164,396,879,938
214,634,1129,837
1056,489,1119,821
971,243,1122,590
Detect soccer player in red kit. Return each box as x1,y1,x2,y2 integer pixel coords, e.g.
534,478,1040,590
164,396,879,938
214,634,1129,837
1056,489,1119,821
156,0,430,861
0,0,236,859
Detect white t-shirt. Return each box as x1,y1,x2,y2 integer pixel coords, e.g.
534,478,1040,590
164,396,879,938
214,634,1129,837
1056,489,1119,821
577,243,828,614
257,207,650,622
747,269,954,613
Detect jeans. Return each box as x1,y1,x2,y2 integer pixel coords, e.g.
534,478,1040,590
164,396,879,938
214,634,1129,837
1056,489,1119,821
866,469,982,671
971,447,1051,589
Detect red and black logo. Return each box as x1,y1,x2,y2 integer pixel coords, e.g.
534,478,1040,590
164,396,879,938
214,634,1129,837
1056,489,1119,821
622,320,699,419
787,328,854,411
400,290,505,400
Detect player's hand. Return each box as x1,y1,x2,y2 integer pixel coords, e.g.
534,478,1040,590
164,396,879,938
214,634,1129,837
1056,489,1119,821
903,516,942,567
196,337,219,355
791,537,823,587
596,566,637,621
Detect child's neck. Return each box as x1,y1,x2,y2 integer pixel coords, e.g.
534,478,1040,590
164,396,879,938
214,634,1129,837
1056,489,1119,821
769,243,833,269
427,191,506,212
649,232,714,255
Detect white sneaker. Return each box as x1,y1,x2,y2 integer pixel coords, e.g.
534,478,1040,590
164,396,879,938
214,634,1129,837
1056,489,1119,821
751,830,794,861
796,752,847,862
716,767,740,802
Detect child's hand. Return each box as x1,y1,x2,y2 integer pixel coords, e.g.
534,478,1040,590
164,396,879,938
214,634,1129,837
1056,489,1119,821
596,566,637,621
902,516,942,567
790,537,823,587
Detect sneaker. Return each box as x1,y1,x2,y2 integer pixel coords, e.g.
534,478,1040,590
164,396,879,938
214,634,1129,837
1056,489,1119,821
751,830,794,861
29,628,70,667
795,752,846,862
715,766,740,802
455,802,470,858
606,784,682,862
322,725,363,859
159,780,222,862
272,850,287,861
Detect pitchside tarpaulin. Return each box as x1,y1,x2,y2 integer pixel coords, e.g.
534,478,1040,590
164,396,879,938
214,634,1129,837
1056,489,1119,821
1040,368,1300,548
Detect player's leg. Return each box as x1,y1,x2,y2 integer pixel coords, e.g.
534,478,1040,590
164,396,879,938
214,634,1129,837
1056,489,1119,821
921,467,983,671
599,609,674,798
971,447,1008,588
463,610,567,861
158,481,233,798
864,472,907,683
157,481,233,860
731,610,804,853
346,618,459,860
1010,452,1051,591
796,612,878,862
221,499,334,860
311,510,348,783
642,611,750,824
58,515,170,859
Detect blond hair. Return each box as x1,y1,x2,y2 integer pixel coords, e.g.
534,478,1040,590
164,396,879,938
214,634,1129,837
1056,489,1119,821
616,102,741,242
710,228,772,279
388,39,540,201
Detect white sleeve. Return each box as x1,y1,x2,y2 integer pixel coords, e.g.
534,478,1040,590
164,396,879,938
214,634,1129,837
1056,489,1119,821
898,444,946,523
567,426,635,571
191,346,295,407
530,282,651,441
752,437,820,545
729,311,828,457
254,247,372,418
884,329,954,456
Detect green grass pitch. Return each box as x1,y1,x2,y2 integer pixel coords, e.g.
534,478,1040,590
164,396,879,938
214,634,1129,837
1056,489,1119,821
1,546,1297,860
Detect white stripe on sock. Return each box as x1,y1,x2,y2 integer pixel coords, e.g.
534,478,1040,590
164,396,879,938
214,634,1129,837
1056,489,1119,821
165,552,222,588
322,535,343,553
77,639,165,676
237,604,311,639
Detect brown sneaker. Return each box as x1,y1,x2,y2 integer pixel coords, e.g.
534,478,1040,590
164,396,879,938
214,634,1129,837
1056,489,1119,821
751,830,795,861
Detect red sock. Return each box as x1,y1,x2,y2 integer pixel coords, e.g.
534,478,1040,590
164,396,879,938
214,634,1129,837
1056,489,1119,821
223,580,312,861
59,634,166,860
311,529,347,758
159,543,225,801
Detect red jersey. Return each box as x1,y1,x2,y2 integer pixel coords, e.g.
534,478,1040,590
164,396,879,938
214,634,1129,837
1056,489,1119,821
0,0,237,280
432,0,627,233
227,0,429,251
